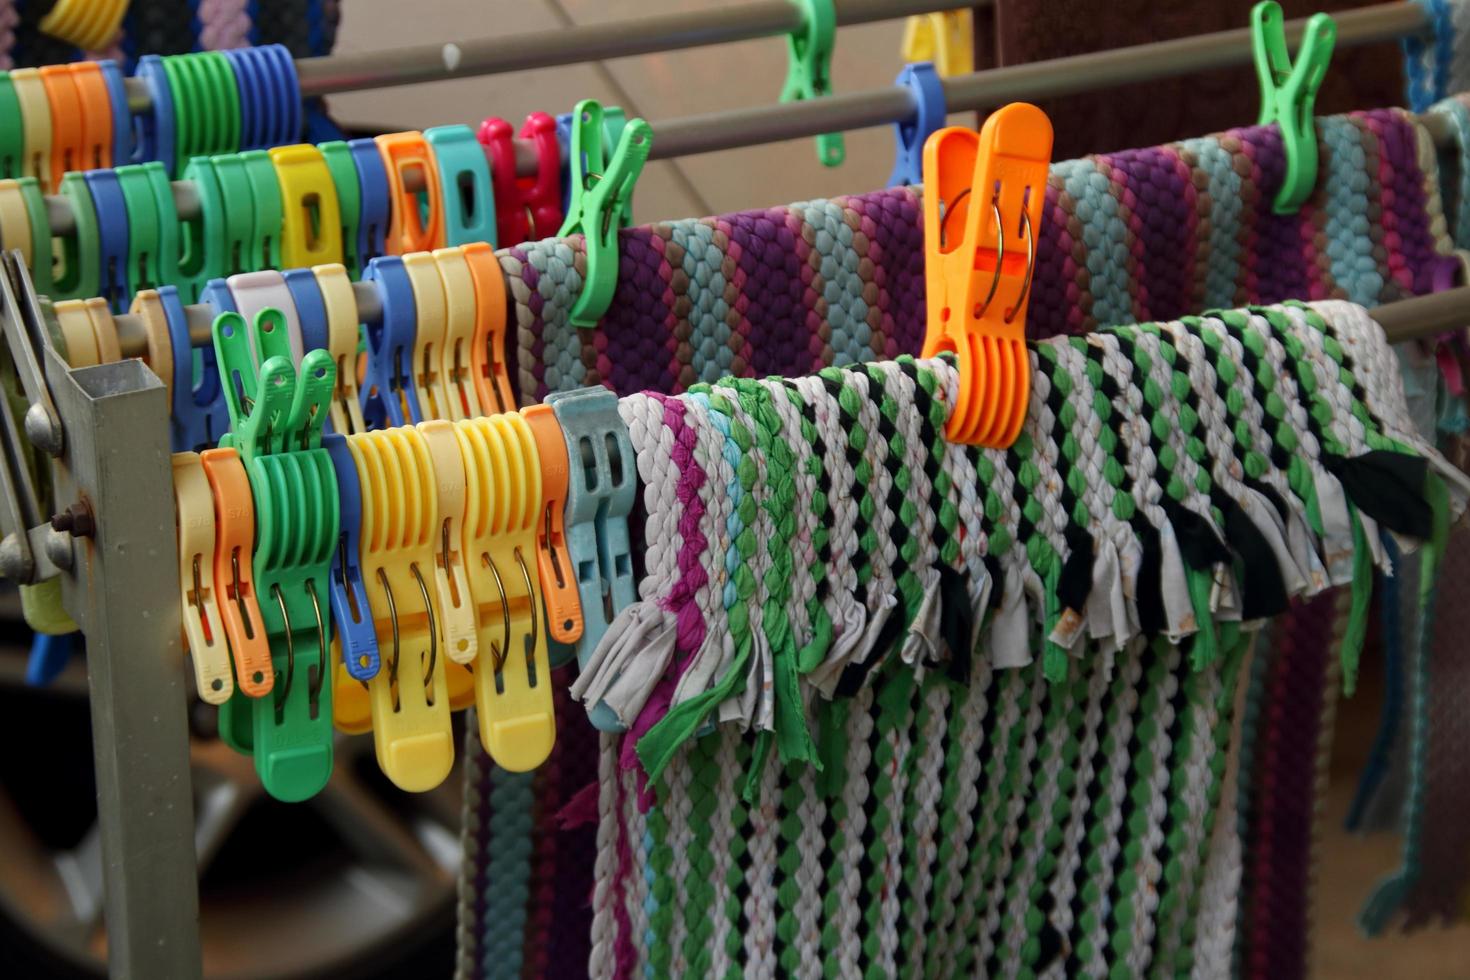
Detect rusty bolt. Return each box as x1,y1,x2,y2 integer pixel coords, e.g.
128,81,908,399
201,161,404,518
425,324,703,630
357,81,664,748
50,501,95,538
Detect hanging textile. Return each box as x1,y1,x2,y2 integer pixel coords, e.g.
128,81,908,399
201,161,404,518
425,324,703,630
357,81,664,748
572,300,1463,977
506,107,1462,402
1405,0,1470,112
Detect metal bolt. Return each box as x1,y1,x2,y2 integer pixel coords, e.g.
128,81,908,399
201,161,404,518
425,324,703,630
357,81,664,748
44,528,72,571
24,403,63,457
51,500,95,538
0,533,30,582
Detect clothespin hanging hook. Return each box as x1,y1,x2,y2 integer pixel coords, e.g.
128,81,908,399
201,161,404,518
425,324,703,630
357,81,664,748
557,99,653,329
1251,1,1336,215
781,0,844,167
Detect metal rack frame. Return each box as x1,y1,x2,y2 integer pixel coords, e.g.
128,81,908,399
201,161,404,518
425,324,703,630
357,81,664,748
0,1,1461,976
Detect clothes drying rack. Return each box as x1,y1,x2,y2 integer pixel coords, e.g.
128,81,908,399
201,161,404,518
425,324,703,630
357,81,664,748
0,3,1464,977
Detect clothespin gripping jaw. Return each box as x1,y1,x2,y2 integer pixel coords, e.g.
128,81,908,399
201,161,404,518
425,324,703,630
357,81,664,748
1251,1,1335,215
921,103,1053,449
558,101,653,329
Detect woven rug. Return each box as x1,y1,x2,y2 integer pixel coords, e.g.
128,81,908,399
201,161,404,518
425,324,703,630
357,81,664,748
571,300,1464,978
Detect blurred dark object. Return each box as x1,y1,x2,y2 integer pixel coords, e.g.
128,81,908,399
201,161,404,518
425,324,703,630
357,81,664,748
973,0,1407,158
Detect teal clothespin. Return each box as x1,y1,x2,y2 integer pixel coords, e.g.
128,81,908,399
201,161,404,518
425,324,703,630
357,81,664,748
1251,1,1336,215
781,0,844,167
558,99,653,329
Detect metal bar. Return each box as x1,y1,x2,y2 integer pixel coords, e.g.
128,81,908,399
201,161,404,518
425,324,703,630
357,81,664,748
294,0,962,97
46,347,203,980
1377,286,1470,343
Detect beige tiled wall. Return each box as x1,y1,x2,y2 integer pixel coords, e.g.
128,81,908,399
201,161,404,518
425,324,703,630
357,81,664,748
327,0,964,222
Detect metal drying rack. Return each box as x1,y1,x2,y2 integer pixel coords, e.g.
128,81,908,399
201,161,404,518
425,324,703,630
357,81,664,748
2,2,1467,977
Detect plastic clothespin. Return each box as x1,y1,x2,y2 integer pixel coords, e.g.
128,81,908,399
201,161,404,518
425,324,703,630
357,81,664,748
213,309,297,462
130,288,176,399
282,268,331,363
270,145,345,270
479,113,562,246
1252,1,1335,215
556,106,628,220
455,413,557,772
0,178,52,294
401,251,451,422
54,172,101,300
543,387,637,710
462,241,515,415
377,132,445,255
429,246,483,420
116,162,180,296
425,125,498,248
173,452,235,704
81,171,130,312
97,60,132,168
349,138,392,268
11,69,53,189
558,100,652,329
324,432,380,682
198,445,274,696
780,0,844,167
226,270,307,363
361,255,422,428
348,428,455,793
320,141,365,276
417,420,478,666
312,263,369,434
149,285,229,451
524,404,582,647
890,62,946,188
901,10,975,78
921,103,1053,448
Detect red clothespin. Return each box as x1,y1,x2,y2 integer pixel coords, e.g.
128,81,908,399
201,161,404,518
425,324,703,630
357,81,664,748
478,112,562,247
921,103,1053,448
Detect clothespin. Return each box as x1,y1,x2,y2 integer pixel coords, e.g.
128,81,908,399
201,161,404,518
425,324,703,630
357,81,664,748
890,62,946,188
556,105,628,221
425,125,498,248
213,309,297,462
226,270,308,364
428,246,483,420
1252,1,1335,215
455,413,557,772
349,138,392,268
323,432,380,682
462,241,515,415
479,112,563,246
921,103,1053,448
130,288,176,399
270,144,344,269
312,264,369,434
401,251,451,422
145,284,229,452
173,452,235,704
417,420,479,667
55,172,101,300
82,171,130,312
524,404,582,648
543,387,636,695
361,255,422,428
320,141,366,276
39,0,127,52
97,60,133,168
0,178,53,294
901,10,975,78
198,445,274,696
11,70,52,189
557,100,653,329
116,162,181,296
780,0,844,167
348,428,455,792
377,132,445,255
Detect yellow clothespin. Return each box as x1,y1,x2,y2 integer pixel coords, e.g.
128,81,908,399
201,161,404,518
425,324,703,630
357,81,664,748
348,427,454,792
901,9,975,77
430,247,482,420
417,420,478,664
455,411,556,772
401,251,449,422
172,452,234,704
313,263,368,434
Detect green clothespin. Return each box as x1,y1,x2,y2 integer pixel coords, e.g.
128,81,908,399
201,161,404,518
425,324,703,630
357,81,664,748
212,310,295,462
558,99,653,329
1252,1,1336,215
781,0,844,167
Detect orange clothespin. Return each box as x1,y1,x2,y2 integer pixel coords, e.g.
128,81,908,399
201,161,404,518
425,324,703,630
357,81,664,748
199,446,275,697
524,404,581,644
921,103,1052,448
377,132,444,255
462,241,515,415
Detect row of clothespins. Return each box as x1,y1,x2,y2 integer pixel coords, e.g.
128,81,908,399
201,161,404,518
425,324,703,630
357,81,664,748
0,97,652,316
172,303,637,801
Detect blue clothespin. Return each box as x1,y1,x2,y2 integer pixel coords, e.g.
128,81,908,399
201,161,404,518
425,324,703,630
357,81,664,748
282,268,331,358
133,55,175,171
324,432,381,681
97,60,133,167
545,386,637,729
360,256,420,429
890,62,945,188
349,138,391,268
425,124,498,248
83,170,131,312
26,632,78,686
162,284,230,451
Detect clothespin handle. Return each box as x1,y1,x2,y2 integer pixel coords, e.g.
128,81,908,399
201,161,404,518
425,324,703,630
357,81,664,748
557,101,653,329
921,104,1053,448
1251,1,1335,215
781,0,844,166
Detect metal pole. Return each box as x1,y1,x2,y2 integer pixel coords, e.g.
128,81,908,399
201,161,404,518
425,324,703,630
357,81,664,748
45,346,203,979
293,0,965,96
1377,286,1470,343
